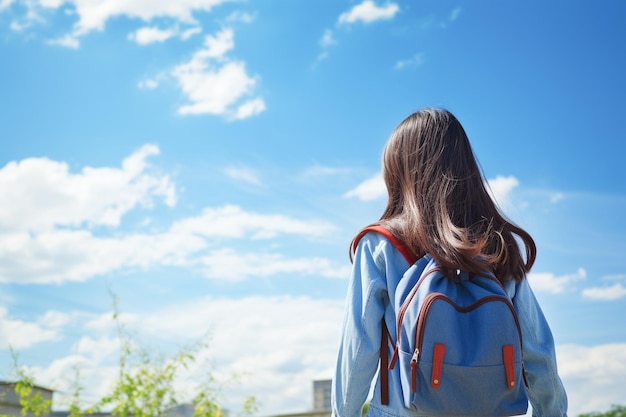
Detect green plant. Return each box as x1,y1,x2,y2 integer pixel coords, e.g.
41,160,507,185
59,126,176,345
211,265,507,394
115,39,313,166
3,291,256,417
3,348,52,417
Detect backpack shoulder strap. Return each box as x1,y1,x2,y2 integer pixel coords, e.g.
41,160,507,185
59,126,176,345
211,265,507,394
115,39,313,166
352,225,418,265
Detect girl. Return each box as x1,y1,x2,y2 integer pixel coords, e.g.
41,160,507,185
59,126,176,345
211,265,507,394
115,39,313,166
331,109,568,417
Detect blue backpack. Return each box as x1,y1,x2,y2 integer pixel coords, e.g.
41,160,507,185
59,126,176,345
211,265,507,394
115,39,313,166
361,226,528,416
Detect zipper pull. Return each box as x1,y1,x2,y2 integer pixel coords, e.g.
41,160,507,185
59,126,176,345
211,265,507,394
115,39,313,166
410,348,419,393
411,347,420,363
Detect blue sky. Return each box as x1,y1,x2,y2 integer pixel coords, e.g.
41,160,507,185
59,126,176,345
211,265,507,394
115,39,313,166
1,0,625,415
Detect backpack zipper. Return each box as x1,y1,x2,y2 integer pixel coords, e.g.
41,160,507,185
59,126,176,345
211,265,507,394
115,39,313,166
414,293,524,359
389,266,442,368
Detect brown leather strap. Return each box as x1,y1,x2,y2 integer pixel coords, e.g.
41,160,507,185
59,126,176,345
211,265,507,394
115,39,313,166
380,321,390,405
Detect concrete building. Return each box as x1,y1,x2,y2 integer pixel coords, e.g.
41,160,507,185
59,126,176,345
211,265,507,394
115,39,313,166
312,380,331,412
268,379,331,417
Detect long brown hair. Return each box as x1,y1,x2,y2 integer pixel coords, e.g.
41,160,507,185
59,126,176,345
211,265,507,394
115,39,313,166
352,108,535,282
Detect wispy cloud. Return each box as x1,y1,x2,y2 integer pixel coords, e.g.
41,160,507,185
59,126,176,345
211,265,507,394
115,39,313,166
486,175,519,212
315,1,398,67
199,249,349,281
0,150,338,284
0,307,65,349
582,283,626,301
128,26,179,45
338,0,400,24
314,28,337,66
527,268,587,294
344,173,523,205
394,52,425,70
138,78,159,89
0,0,15,12
449,7,462,22
344,172,385,201
224,166,263,186
225,10,256,24
46,34,80,49
319,29,337,47
170,205,336,240
441,6,462,29
300,165,351,179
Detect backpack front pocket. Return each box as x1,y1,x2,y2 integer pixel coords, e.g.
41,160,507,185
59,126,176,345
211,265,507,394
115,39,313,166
399,347,528,416
396,292,528,416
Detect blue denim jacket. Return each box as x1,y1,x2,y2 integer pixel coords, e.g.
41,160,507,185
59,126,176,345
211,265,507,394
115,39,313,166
332,232,568,417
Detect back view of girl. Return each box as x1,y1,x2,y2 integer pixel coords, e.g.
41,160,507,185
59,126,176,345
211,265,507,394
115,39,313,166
331,109,568,417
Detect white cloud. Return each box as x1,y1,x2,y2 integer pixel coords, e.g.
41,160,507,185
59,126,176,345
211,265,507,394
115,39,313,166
582,283,626,301
180,26,202,40
46,33,80,49
300,165,351,178
440,6,462,29
172,28,265,119
319,29,336,47
550,192,565,203
198,27,235,60
0,0,15,11
198,249,350,281
24,296,345,415
449,7,462,22
4,0,235,52
344,172,386,201
233,98,266,120
338,0,400,24
394,53,425,70
74,335,120,362
9,20,24,31
603,273,626,282
128,26,178,45
0,307,66,349
170,205,336,240
0,228,206,284
557,343,626,415
0,151,337,284
486,175,519,212
0,144,174,233
138,72,168,89
224,166,262,186
57,0,232,37
344,174,522,205
314,51,329,65
3,2,265,121
138,78,159,89
527,268,587,294
225,10,256,24
0,205,339,284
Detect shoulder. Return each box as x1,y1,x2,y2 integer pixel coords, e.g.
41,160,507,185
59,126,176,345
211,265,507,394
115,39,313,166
353,230,411,272
503,276,532,300
354,231,389,261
